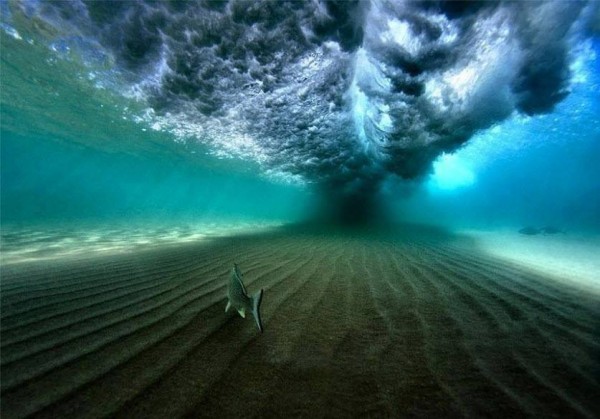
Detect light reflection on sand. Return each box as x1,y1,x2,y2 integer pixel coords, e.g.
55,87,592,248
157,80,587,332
462,229,600,295
0,222,283,265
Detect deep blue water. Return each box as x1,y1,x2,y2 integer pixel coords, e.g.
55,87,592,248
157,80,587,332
1,1,599,241
393,42,600,232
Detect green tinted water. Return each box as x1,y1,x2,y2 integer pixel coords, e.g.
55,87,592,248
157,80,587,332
1,29,315,262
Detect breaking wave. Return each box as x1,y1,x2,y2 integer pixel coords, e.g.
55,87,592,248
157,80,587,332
3,0,598,190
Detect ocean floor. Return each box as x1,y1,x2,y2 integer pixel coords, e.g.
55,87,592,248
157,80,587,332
1,224,599,418
463,229,600,296
0,221,285,265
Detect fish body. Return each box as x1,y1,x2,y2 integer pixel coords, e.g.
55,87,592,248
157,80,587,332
225,264,264,332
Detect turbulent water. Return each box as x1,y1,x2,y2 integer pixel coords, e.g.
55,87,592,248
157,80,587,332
1,1,600,242
2,2,600,418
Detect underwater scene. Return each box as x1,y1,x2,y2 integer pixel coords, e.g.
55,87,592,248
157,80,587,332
1,1,599,417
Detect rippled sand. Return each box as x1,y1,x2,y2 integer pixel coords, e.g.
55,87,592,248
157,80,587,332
1,225,598,418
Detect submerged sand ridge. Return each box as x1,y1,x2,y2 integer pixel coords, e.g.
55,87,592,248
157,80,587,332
1,225,599,418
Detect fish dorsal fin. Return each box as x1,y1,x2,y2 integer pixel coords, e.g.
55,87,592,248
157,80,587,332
232,264,248,295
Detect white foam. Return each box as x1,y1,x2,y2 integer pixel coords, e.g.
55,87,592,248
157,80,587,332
386,19,421,56
7,0,593,186
1,23,22,40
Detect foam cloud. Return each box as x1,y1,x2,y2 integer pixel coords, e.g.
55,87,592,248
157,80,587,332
12,0,595,191
355,0,589,179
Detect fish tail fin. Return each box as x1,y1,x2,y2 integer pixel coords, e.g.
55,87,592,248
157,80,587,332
252,289,264,333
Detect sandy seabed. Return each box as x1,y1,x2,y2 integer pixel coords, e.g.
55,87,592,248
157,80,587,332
1,224,599,418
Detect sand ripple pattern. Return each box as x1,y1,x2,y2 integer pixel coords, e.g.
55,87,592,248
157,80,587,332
1,226,599,418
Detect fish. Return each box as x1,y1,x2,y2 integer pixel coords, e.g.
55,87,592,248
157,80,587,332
225,263,264,332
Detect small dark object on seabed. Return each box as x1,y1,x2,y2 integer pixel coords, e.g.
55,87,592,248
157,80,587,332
519,226,565,235
519,226,540,235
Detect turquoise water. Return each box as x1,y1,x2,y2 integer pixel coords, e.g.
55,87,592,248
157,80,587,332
1,8,314,237
1,1,599,260
2,4,600,417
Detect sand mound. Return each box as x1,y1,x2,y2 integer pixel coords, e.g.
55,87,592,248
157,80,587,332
1,225,599,418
